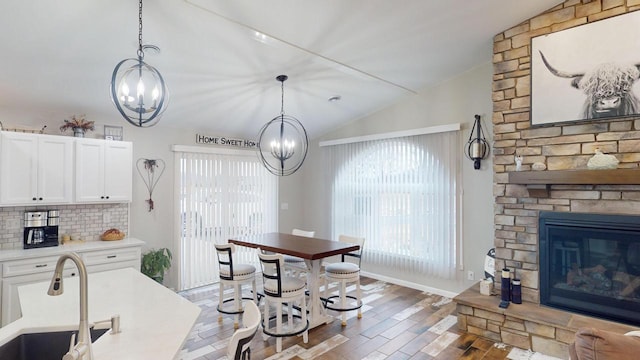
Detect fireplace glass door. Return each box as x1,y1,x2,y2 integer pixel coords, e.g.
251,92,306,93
540,211,640,326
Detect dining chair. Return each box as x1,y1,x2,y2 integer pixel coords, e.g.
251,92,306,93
323,234,365,326
283,228,315,277
226,300,261,360
258,251,308,353
214,243,258,329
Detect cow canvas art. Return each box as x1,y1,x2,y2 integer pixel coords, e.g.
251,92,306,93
530,11,640,126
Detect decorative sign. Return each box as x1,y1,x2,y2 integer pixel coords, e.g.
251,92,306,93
196,134,257,148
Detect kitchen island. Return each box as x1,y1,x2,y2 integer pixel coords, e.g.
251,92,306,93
0,267,200,359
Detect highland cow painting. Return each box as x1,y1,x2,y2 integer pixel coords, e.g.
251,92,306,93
530,11,640,126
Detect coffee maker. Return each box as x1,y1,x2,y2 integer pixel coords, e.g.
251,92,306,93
23,210,59,249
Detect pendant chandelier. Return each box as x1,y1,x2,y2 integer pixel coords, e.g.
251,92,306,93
110,0,168,128
257,75,308,176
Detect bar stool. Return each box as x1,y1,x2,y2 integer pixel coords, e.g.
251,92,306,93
283,229,315,277
323,235,365,326
215,243,258,329
258,251,308,353
227,300,261,360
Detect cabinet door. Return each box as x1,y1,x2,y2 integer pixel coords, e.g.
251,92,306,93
0,132,38,205
37,136,73,204
75,139,106,202
103,141,132,202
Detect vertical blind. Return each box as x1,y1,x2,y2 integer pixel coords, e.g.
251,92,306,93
325,130,460,279
175,149,278,290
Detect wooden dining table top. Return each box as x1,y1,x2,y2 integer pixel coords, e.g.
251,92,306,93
229,232,359,260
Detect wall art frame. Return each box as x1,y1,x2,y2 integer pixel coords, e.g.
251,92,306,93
530,10,640,127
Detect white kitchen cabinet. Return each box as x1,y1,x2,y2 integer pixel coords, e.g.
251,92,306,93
0,132,73,206
75,138,132,203
0,241,142,326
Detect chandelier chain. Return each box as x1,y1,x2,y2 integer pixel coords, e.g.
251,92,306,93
137,0,144,58
280,79,285,115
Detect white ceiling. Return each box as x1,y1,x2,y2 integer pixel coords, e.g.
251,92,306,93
0,0,562,139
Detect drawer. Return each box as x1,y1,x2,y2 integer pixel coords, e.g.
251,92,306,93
81,247,141,267
2,256,75,278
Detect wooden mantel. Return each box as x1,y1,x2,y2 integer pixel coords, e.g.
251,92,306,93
508,168,640,197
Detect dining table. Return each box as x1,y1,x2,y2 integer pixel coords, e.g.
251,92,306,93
229,232,360,329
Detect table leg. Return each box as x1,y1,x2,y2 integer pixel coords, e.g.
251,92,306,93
305,259,331,328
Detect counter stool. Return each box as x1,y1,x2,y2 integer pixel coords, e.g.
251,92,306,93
283,229,315,277
215,243,258,329
258,251,308,353
227,300,261,360
323,235,365,326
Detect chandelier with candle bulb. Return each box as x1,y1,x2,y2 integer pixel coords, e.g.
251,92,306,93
258,75,308,176
110,0,168,127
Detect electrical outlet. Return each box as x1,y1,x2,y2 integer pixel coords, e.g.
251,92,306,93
467,270,475,281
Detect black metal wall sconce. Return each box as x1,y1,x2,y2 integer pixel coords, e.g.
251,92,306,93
465,114,490,170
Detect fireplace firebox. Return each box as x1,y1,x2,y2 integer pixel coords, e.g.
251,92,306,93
539,211,640,326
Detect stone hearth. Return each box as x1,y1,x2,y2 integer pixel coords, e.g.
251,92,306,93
454,284,636,358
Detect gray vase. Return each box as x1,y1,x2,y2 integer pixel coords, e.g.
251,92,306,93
73,128,85,138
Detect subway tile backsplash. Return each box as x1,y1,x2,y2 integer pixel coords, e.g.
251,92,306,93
0,203,129,250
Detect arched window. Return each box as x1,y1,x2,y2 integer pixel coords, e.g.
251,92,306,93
327,130,459,279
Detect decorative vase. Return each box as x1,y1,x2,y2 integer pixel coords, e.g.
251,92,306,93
73,128,85,138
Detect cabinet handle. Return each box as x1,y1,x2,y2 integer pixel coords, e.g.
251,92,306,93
39,197,43,201
35,264,47,268
107,255,117,259
105,196,110,199
32,197,37,201
100,196,105,199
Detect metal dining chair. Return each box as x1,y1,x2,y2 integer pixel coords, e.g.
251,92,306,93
258,251,308,353
214,243,258,329
227,300,261,360
323,235,365,326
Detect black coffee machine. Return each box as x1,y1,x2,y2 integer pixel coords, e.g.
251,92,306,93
24,210,59,249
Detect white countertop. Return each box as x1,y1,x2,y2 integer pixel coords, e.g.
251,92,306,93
0,267,201,359
0,238,145,262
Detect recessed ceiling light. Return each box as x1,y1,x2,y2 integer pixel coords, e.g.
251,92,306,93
328,95,341,102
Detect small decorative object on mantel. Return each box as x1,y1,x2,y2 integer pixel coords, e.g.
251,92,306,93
60,114,95,137
532,162,547,171
587,149,619,170
514,155,523,171
136,158,166,211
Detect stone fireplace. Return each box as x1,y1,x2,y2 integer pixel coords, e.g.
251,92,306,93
455,1,640,357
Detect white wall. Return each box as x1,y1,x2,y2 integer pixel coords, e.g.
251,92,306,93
285,62,495,295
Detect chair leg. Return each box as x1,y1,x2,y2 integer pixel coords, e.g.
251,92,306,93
301,297,308,344
234,283,241,329
252,279,257,304
262,298,270,341
356,278,362,319
218,282,224,323
276,301,283,353
340,280,347,326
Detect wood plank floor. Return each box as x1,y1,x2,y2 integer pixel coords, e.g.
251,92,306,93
177,277,562,360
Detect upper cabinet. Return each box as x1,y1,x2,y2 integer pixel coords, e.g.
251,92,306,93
75,138,132,203
0,132,73,205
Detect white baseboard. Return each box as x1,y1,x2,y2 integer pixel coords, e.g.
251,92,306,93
360,270,460,299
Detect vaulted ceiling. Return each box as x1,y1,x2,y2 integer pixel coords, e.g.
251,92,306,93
0,0,562,139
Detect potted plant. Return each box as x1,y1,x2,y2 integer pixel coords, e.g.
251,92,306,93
141,248,172,284
60,114,95,137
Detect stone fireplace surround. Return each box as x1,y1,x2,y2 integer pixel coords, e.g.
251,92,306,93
454,1,640,358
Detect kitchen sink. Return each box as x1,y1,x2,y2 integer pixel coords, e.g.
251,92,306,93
0,328,108,360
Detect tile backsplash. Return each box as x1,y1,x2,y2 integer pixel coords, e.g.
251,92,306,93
0,203,129,250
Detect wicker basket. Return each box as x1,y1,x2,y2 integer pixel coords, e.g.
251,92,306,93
101,232,125,241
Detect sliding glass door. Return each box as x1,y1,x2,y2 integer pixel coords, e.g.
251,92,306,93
175,148,277,290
